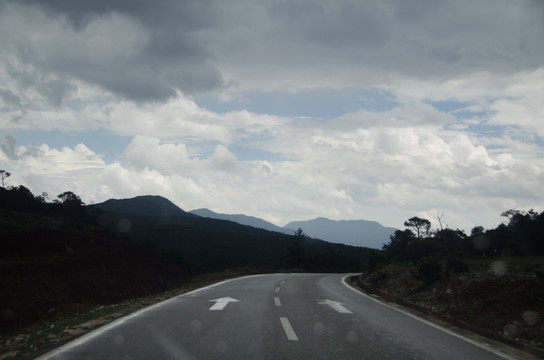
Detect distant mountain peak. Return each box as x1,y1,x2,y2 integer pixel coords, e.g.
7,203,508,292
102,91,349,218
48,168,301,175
189,208,291,234
284,217,397,249
90,195,191,218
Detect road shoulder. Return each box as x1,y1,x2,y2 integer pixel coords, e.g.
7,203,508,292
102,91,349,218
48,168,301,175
344,275,544,360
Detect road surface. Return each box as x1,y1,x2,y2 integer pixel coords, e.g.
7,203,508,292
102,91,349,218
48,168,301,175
37,273,535,359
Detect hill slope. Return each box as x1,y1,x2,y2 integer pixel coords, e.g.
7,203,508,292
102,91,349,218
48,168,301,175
0,210,187,330
284,217,397,249
93,195,192,218
90,196,373,274
189,208,291,234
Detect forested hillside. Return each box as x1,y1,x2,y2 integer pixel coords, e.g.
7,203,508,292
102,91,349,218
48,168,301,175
0,186,188,331
91,196,372,274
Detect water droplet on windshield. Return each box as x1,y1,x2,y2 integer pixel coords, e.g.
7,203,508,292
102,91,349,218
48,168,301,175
190,319,202,332
345,330,359,343
216,340,228,353
490,260,507,275
313,322,326,335
113,334,124,345
118,219,131,232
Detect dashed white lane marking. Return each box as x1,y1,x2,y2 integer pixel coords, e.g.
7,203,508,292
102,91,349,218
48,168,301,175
274,297,282,306
318,299,352,314
280,317,299,341
275,287,281,293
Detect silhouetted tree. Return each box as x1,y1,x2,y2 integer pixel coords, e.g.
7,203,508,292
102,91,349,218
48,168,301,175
500,209,544,255
0,170,10,188
56,191,87,218
433,228,467,258
382,229,417,261
0,185,40,212
364,249,389,273
56,191,84,206
288,228,305,269
469,226,490,256
35,192,49,203
404,217,431,239
470,226,485,237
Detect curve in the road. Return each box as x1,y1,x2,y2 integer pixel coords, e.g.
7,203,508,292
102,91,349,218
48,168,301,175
36,273,538,360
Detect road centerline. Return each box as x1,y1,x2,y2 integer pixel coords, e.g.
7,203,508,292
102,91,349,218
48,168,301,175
280,317,299,341
318,299,352,314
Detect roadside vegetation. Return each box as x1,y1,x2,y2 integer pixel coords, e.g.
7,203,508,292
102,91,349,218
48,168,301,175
355,212,544,356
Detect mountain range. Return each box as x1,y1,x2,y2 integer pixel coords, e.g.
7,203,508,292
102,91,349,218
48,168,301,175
189,209,396,249
89,195,373,274
284,217,397,249
95,195,193,218
189,208,291,234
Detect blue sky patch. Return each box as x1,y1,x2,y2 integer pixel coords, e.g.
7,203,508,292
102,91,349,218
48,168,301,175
195,88,398,119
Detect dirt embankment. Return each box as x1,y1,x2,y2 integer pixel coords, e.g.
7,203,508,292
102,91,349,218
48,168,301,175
352,262,544,358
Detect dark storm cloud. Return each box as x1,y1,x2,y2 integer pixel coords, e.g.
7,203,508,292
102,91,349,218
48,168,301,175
16,0,213,30
271,1,389,50
4,60,75,106
3,0,223,102
268,0,544,76
0,88,21,107
2,0,543,103
0,135,19,159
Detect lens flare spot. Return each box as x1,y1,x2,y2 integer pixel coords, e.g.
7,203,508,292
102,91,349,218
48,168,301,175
113,334,124,345
345,330,359,343
313,322,326,335
216,340,228,353
117,219,131,232
190,319,202,332
490,260,507,275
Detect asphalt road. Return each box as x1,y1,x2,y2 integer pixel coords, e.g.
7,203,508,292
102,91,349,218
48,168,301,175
37,273,534,360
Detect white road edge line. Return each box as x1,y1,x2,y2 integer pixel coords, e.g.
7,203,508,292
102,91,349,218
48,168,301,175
280,317,299,341
274,297,282,306
35,274,268,360
341,275,519,360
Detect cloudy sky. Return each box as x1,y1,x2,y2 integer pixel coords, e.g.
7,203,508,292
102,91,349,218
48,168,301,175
1,0,543,233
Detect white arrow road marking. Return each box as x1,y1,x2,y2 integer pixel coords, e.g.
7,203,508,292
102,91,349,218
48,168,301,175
318,299,352,314
209,297,239,311
280,317,299,341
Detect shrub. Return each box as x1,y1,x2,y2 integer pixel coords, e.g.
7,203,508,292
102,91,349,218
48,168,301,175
418,258,443,285
369,270,389,285
446,258,469,274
